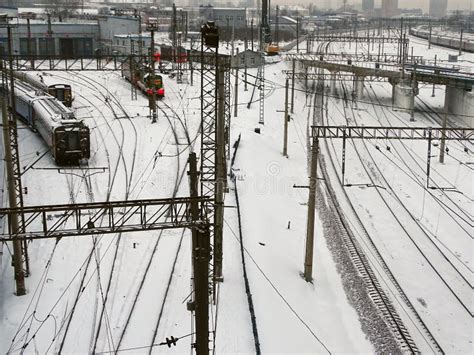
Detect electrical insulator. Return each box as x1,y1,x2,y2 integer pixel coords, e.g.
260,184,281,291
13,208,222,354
165,336,177,347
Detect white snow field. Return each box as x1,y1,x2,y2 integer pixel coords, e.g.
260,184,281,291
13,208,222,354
0,29,472,354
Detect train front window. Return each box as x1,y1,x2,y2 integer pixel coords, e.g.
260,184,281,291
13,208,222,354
67,132,79,150
56,89,65,102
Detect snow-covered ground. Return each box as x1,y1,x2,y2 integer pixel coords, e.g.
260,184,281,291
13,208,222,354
0,29,472,354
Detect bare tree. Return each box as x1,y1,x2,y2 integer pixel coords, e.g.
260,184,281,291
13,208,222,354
44,0,81,22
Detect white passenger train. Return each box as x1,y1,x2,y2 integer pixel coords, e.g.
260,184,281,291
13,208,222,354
13,81,90,164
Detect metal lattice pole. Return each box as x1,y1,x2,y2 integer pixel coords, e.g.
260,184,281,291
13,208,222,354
130,41,137,101
224,62,231,159
200,24,219,290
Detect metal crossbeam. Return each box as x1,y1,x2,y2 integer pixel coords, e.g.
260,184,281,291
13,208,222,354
0,197,211,241
283,70,386,82
312,125,474,141
8,54,230,72
286,53,423,63
306,34,408,44
312,125,473,188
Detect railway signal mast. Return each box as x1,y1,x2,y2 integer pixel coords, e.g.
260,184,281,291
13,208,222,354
257,0,271,125
147,19,159,123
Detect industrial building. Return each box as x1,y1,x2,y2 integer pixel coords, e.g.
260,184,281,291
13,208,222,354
0,14,140,57
199,5,247,29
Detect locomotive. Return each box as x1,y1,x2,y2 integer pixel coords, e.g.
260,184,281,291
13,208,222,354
13,81,90,164
122,60,165,98
14,71,73,107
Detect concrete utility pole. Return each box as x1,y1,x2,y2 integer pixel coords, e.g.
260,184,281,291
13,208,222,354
234,49,239,117
190,38,194,86
432,54,437,97
410,62,417,122
275,5,279,46
138,15,143,57
1,97,25,296
283,78,289,157
428,20,432,49
214,64,226,282
188,152,210,355
291,59,295,113
439,91,449,163
26,18,34,69
296,16,299,53
47,14,53,67
251,18,254,51
244,36,248,91
304,134,318,283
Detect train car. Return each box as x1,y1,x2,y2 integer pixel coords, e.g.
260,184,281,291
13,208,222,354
122,60,165,98
14,72,73,107
410,28,474,53
13,81,90,164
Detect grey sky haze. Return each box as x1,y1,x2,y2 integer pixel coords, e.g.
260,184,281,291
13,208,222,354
270,0,472,11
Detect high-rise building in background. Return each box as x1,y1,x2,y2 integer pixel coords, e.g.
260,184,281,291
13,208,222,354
429,0,448,17
381,0,398,17
362,0,375,15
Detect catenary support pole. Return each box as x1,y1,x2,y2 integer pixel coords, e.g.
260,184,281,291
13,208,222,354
188,153,210,355
1,97,25,296
304,136,318,282
439,89,448,163
234,50,239,117
432,54,437,97
291,59,295,113
26,18,34,69
149,26,157,123
283,78,289,157
214,64,225,282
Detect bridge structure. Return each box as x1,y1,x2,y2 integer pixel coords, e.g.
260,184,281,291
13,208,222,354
286,54,474,126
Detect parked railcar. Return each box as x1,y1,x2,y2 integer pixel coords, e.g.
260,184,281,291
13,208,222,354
410,28,474,53
14,72,74,107
122,60,165,98
13,81,90,164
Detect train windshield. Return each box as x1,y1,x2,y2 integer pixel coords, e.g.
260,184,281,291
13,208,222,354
55,89,65,102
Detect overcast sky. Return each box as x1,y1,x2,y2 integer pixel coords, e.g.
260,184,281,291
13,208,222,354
270,0,473,11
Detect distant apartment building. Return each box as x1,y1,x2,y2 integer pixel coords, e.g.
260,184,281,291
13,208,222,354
381,0,398,17
362,0,375,15
429,0,448,18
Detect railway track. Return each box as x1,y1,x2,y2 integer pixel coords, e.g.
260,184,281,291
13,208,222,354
307,39,426,352
324,73,472,351
34,71,140,352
